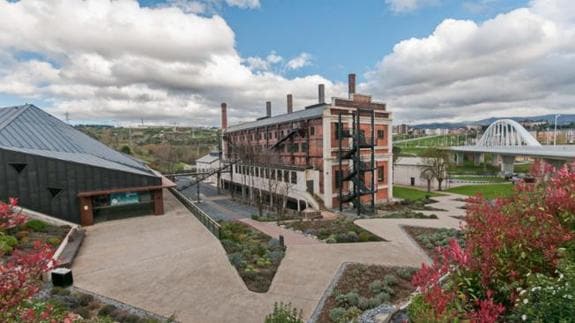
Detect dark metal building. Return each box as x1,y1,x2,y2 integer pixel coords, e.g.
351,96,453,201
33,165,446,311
0,104,173,225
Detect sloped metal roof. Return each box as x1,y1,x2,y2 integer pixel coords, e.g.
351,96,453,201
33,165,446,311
0,104,158,177
225,104,327,133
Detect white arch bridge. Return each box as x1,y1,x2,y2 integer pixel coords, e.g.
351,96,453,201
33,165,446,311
448,119,575,174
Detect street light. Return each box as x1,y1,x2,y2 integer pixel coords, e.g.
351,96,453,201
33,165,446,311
554,114,561,146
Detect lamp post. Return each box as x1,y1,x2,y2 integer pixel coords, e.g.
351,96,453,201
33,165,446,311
554,114,561,146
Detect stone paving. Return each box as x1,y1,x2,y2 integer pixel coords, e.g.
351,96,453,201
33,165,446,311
73,189,468,323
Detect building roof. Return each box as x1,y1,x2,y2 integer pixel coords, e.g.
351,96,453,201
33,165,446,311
196,152,220,164
226,104,328,133
0,104,158,177
395,157,427,166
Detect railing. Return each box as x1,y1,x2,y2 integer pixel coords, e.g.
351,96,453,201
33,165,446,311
169,188,221,239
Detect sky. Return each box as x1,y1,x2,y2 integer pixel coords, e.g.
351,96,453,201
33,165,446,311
0,0,573,126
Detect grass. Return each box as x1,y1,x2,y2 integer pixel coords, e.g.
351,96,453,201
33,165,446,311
284,218,383,243
393,186,445,201
446,183,514,200
450,175,507,183
318,264,417,323
219,221,285,293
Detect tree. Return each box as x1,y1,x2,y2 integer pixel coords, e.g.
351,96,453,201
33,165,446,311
392,146,401,165
419,147,451,191
120,145,132,155
420,167,435,193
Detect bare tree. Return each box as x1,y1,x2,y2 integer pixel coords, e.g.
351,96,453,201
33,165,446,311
420,147,451,191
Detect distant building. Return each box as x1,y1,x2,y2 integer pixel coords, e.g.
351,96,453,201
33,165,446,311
394,124,410,135
196,152,221,183
220,74,393,211
0,104,174,225
393,157,443,189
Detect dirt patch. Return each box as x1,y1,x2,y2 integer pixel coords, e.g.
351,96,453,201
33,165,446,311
284,218,385,243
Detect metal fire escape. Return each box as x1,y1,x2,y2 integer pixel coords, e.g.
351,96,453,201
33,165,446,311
338,108,376,216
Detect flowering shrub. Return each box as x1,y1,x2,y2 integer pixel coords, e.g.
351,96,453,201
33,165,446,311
409,162,575,322
0,198,70,322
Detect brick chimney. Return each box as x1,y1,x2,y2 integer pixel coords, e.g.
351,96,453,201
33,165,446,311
287,94,293,114
221,103,227,129
348,73,356,99
318,84,325,104
266,101,272,118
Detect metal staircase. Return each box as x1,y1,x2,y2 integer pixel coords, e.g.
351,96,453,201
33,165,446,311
337,108,376,216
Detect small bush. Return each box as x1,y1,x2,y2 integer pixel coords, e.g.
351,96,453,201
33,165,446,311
358,296,371,310
228,252,246,269
77,293,94,307
325,235,337,244
358,231,372,242
73,307,91,319
0,233,18,254
98,304,117,317
396,267,417,280
375,292,391,304
25,219,48,232
264,302,303,323
51,287,71,296
269,250,284,265
47,237,62,246
369,280,384,294
329,307,346,322
335,291,360,307
383,274,398,287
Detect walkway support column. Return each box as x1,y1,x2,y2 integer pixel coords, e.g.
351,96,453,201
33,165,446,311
473,153,484,166
501,155,515,176
491,154,500,167
455,151,464,166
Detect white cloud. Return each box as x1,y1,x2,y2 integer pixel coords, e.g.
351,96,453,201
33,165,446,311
225,0,260,9
365,0,575,123
286,53,312,70
0,0,339,126
385,0,438,13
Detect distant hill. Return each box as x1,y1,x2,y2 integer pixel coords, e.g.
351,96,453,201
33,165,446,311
413,114,575,129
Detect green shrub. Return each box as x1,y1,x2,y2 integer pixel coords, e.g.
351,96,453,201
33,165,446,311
369,280,384,294
358,231,372,242
329,307,346,322
73,307,91,319
0,233,18,254
335,291,360,307
51,287,71,296
77,293,94,307
325,235,337,244
25,219,48,232
383,274,398,287
98,304,117,317
358,296,371,310
47,237,62,246
397,267,417,280
264,302,303,323
375,292,391,303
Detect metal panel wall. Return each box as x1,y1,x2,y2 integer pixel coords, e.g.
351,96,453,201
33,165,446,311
0,148,161,223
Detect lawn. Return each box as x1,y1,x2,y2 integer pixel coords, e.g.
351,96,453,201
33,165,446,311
393,186,445,201
446,183,514,200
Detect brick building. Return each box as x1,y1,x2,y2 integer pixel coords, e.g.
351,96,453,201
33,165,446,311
220,74,393,212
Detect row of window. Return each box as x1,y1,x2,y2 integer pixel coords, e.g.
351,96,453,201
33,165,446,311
334,125,386,140
234,164,298,184
234,126,317,142
334,166,385,189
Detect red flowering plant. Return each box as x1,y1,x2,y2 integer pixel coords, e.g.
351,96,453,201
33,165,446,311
0,198,75,322
409,162,575,322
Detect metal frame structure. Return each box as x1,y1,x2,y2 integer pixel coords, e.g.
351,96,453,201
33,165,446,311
476,119,541,147
337,108,376,216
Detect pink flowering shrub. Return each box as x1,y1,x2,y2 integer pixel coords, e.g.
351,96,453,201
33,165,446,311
409,162,575,322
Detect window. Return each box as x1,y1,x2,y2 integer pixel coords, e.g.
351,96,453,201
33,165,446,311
335,124,342,139
9,163,27,174
283,170,289,182
291,171,297,184
335,170,342,189
302,143,308,152
265,168,269,179
310,127,315,136
378,166,385,182
48,187,62,198
378,129,385,139
270,169,276,180
255,167,259,177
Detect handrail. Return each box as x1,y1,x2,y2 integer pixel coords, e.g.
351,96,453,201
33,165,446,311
169,188,221,239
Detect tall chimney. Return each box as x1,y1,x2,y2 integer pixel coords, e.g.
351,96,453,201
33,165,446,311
266,101,272,118
221,103,227,129
287,94,293,114
318,84,325,104
348,73,356,98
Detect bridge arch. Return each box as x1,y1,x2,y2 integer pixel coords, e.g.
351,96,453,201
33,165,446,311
477,119,541,147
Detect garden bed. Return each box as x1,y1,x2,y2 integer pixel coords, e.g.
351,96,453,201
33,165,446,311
318,264,417,323
43,287,169,322
284,218,384,243
404,226,465,258
378,210,437,219
251,213,302,222
2,219,70,260
219,221,285,292
378,198,446,213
